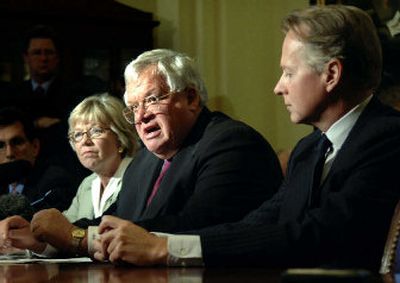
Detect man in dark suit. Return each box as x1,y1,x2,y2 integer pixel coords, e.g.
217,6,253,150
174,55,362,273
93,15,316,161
0,107,78,211
11,25,89,180
80,5,398,270
0,49,282,256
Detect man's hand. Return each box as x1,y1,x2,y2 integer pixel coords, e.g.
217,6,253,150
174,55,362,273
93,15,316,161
94,215,168,266
0,216,45,253
31,208,75,252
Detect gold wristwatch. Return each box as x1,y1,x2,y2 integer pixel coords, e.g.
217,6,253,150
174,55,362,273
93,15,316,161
71,228,86,254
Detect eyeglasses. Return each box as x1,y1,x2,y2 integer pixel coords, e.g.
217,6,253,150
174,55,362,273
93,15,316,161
0,137,28,152
122,92,174,124
68,127,111,143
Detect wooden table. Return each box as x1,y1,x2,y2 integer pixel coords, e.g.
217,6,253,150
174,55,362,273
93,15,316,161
0,262,390,282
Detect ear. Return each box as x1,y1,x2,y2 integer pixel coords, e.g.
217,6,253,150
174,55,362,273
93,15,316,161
324,58,342,93
32,138,40,158
186,88,201,110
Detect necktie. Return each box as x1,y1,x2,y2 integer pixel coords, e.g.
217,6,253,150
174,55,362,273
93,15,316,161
309,134,332,207
10,183,21,195
147,160,171,206
34,86,45,97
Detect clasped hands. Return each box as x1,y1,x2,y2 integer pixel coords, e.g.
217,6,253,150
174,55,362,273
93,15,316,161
0,210,168,266
0,208,74,255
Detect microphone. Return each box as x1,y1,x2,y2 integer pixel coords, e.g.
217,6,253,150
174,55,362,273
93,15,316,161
0,194,34,221
0,160,32,186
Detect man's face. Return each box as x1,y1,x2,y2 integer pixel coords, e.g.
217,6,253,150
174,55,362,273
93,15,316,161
0,122,39,165
274,31,327,126
125,67,200,159
24,38,59,83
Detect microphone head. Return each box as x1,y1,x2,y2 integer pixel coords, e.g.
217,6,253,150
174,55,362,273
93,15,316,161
0,193,34,221
0,160,32,186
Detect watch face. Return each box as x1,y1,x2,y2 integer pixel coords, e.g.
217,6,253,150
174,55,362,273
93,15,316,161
72,229,86,238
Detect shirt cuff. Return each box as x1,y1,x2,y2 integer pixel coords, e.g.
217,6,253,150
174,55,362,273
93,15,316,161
87,226,100,256
152,232,204,267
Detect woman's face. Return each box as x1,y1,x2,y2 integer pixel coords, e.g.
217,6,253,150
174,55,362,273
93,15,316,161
71,121,122,176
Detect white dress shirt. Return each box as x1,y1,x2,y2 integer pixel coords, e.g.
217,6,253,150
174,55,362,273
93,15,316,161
63,157,132,223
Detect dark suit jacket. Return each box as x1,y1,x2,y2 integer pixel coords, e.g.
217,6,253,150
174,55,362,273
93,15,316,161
10,78,91,181
0,159,79,212
12,76,107,121
199,97,400,270
75,107,282,232
13,78,79,121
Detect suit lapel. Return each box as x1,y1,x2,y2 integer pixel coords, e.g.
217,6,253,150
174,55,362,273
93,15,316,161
134,158,163,218
319,97,392,199
280,131,320,222
117,153,161,221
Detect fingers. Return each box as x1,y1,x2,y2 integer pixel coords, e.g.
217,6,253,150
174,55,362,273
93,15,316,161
97,215,125,260
0,216,32,251
94,250,106,262
0,216,29,242
93,239,109,262
98,215,123,234
3,216,29,230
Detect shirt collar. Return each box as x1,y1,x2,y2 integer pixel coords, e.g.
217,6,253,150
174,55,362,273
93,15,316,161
325,95,372,153
31,79,54,93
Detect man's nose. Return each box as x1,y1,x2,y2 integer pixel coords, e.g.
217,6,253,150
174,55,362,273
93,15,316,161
135,106,146,122
274,77,284,96
5,144,16,160
135,106,154,124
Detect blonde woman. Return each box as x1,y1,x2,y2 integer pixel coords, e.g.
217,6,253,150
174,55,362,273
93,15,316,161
63,93,137,222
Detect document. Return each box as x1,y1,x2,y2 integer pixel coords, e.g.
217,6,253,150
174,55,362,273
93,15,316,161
0,250,92,264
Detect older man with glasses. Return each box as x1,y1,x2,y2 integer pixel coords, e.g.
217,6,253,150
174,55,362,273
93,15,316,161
0,49,282,257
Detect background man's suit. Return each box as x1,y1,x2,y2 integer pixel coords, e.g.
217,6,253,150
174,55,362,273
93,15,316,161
197,97,400,270
12,78,91,180
14,78,78,122
0,159,78,212
76,107,283,232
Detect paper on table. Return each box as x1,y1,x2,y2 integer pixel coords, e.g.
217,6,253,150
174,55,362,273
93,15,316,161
0,253,92,264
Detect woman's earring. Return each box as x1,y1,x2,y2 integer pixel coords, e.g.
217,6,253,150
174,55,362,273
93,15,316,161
118,147,124,153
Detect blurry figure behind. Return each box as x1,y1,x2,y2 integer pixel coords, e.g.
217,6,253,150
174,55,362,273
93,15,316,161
12,25,98,181
0,107,78,211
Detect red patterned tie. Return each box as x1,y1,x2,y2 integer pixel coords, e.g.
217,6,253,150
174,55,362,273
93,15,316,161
147,160,171,206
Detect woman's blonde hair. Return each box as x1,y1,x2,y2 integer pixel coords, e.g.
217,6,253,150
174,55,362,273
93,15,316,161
68,93,137,157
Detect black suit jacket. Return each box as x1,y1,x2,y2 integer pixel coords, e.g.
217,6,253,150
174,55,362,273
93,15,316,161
199,97,400,270
13,78,79,121
76,107,282,232
10,78,91,181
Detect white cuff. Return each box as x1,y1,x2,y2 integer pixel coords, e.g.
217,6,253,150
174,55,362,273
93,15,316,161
87,226,100,256
152,232,204,267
